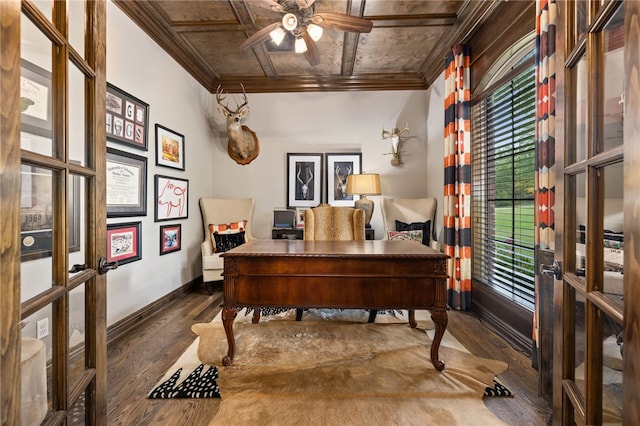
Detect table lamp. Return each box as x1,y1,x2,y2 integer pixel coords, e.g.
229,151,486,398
346,173,381,227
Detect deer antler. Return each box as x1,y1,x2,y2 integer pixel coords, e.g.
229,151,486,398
398,122,410,137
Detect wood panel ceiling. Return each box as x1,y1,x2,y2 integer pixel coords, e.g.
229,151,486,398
113,0,497,93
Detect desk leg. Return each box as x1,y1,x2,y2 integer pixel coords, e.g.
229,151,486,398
222,307,238,366
430,308,448,371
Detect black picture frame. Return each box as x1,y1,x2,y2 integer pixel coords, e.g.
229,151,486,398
106,148,148,217
106,83,149,151
325,152,362,207
159,224,182,255
20,59,53,138
155,124,185,171
286,153,323,209
154,174,189,222
20,165,81,261
106,221,142,266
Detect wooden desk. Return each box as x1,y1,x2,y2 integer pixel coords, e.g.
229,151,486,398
221,239,449,370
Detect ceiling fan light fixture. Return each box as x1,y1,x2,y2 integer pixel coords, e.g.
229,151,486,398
269,26,286,45
307,23,323,41
294,37,308,53
282,13,298,31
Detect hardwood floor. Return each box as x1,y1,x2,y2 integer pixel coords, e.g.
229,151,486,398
107,284,552,425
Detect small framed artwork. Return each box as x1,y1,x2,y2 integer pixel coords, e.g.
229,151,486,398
287,153,323,209
106,148,147,217
106,83,149,151
155,124,185,171
295,208,307,228
154,174,189,222
106,221,142,266
20,59,52,138
325,152,362,207
159,224,181,255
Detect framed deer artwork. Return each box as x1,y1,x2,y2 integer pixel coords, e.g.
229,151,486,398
287,153,323,209
325,153,362,207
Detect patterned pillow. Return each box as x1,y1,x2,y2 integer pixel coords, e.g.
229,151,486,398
213,231,246,253
387,230,423,242
208,220,247,253
395,220,431,246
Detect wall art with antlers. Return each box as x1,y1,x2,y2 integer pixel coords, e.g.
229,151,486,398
216,84,260,165
381,123,410,166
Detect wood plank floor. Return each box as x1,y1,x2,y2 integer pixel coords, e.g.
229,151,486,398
107,284,552,425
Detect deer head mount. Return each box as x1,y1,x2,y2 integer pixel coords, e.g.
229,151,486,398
381,123,409,166
216,84,260,165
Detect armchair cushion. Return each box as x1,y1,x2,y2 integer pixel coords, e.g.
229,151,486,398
387,230,423,242
213,231,246,253
395,219,431,246
208,220,247,252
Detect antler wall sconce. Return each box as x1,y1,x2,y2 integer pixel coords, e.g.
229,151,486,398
381,123,409,166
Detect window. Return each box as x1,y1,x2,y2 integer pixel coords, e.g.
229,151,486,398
472,44,536,311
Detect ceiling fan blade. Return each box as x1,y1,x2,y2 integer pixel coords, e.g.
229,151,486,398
251,0,285,13
240,22,282,50
310,12,373,33
296,0,316,9
301,30,321,66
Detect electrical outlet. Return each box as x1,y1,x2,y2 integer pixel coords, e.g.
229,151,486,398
36,318,49,339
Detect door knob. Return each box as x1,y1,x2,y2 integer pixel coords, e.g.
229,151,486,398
98,257,118,275
69,264,88,273
540,260,562,280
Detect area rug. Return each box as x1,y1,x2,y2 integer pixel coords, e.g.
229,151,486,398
149,309,510,425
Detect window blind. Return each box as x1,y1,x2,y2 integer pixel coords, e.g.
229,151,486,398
471,64,536,311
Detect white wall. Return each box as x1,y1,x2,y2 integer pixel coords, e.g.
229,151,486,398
105,2,215,324
104,1,445,325
206,86,444,240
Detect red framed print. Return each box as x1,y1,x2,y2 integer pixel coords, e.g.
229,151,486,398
106,83,149,151
159,224,181,255
106,221,142,266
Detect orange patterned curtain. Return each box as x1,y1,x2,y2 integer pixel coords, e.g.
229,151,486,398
533,0,557,351
443,44,472,310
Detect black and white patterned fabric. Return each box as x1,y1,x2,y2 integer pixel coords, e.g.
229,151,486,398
148,364,220,399
483,379,513,397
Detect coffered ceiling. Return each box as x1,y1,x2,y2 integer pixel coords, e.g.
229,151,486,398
113,0,497,93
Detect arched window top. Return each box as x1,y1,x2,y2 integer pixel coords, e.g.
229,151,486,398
475,32,536,95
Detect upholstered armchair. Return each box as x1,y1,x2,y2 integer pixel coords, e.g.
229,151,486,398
380,197,439,250
303,205,366,241
200,198,255,293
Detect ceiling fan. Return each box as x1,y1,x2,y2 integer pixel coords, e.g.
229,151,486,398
240,0,373,66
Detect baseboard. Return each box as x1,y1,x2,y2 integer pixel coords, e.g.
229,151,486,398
106,277,201,345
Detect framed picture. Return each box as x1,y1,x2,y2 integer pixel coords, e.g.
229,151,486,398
106,148,147,217
106,221,142,266
106,83,149,151
287,153,323,209
159,224,181,255
154,174,189,222
20,59,52,138
20,165,80,261
155,124,185,171
325,153,362,206
295,208,307,228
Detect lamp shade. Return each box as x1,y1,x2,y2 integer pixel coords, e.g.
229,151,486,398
346,173,381,196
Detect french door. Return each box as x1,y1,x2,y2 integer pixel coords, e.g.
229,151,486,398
1,0,107,424
553,0,639,424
